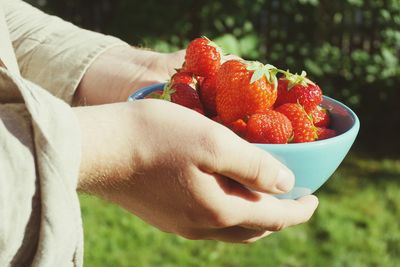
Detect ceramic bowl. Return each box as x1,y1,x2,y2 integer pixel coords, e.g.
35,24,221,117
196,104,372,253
129,84,360,199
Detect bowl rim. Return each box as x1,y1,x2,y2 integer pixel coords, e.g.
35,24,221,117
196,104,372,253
128,83,360,147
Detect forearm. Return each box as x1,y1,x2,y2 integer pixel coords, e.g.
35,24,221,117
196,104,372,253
4,0,128,104
74,47,160,105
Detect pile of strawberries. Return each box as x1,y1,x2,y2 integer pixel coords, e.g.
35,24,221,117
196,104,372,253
149,37,337,144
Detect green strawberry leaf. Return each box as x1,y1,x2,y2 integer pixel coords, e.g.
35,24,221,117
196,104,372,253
246,61,264,71
247,61,280,90
284,70,316,90
161,83,176,102
147,92,163,99
250,68,265,84
202,36,225,56
271,74,278,91
288,132,295,143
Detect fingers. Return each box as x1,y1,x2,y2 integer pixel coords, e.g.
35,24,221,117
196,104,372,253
205,226,272,244
178,225,271,244
237,195,319,231
179,195,318,243
208,129,295,194
187,171,318,238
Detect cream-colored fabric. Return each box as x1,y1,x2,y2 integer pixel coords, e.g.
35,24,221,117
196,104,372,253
4,0,129,104
0,3,19,74
0,0,128,266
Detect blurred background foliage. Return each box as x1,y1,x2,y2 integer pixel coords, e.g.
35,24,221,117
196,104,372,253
28,0,400,157
26,0,400,266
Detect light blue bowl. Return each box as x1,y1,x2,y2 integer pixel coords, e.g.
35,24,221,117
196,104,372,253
129,84,360,199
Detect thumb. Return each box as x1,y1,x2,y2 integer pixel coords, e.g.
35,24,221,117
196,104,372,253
210,130,295,194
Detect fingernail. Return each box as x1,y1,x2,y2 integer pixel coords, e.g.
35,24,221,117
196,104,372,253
276,168,295,193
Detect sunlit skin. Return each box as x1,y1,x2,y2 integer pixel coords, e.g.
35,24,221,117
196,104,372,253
72,46,319,243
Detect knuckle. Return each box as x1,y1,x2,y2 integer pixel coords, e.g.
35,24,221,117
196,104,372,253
245,153,271,188
198,126,226,163
252,153,281,189
241,239,257,244
203,206,233,228
269,220,287,232
179,229,204,240
250,155,267,186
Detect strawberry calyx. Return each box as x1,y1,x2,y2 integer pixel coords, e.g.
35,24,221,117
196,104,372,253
288,132,295,143
246,61,279,90
283,70,315,90
202,36,224,56
155,83,176,102
297,101,319,140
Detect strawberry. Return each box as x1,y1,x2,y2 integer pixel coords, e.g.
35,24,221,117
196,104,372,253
170,71,198,89
317,127,337,140
184,37,222,77
158,83,205,114
246,111,293,144
309,105,330,127
196,76,205,86
275,71,322,113
215,60,278,124
229,119,248,138
275,103,317,143
199,75,217,117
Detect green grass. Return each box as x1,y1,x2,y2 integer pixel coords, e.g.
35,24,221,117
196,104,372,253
80,153,400,267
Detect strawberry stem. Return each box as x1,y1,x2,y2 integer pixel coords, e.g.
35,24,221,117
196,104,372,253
201,36,224,56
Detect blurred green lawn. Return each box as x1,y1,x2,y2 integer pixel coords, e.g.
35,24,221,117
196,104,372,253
80,153,400,267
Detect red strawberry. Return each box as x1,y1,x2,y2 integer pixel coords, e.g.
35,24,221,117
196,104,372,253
170,71,198,89
216,60,278,124
246,111,293,144
275,71,322,112
161,83,205,114
229,119,248,137
309,105,330,127
184,37,221,77
199,75,217,117
317,127,337,140
197,76,205,84
184,37,222,77
275,103,317,143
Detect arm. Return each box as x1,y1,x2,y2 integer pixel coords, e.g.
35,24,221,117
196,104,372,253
3,0,129,104
74,100,318,243
4,0,184,106
4,0,318,243
0,69,82,266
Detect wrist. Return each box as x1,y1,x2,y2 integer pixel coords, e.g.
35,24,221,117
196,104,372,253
116,47,170,101
74,46,169,105
73,102,140,193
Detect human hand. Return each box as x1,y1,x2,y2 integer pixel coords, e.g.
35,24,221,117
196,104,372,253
74,100,318,243
73,46,185,105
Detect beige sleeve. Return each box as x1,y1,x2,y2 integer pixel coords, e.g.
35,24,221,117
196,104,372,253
3,0,129,105
0,68,84,267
